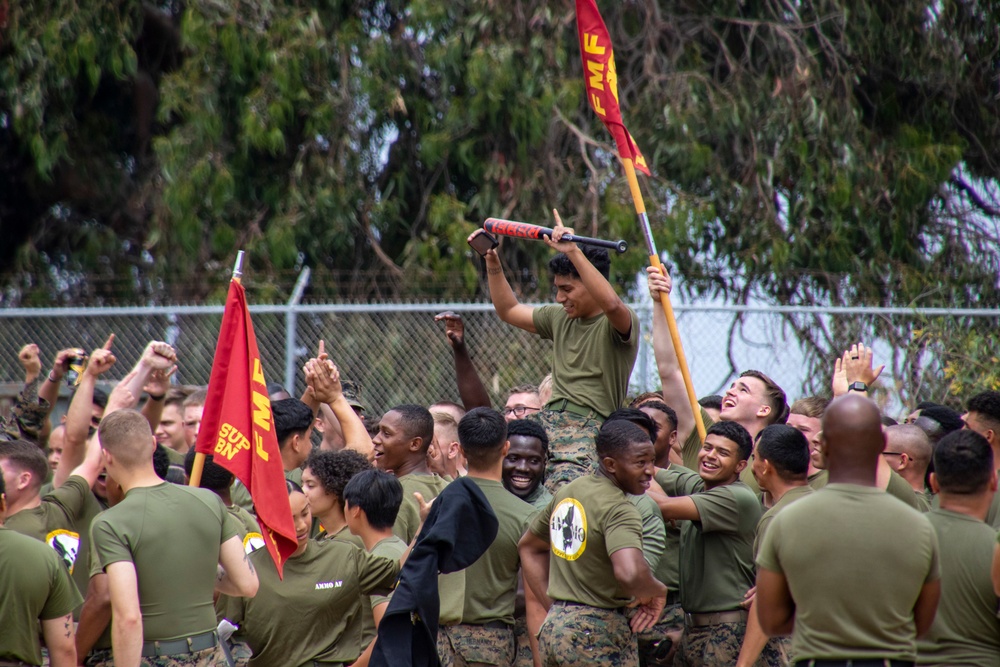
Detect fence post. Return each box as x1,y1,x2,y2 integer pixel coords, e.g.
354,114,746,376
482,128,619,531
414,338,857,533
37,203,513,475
284,267,312,392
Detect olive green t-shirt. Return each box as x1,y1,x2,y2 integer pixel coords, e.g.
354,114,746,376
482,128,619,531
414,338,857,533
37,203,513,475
393,473,450,542
0,526,83,666
630,492,666,570
369,535,407,609
532,304,640,419
915,509,1000,666
752,485,813,562
809,469,921,510
913,490,931,513
317,523,366,550
680,481,761,613
6,475,90,574
91,483,240,641
234,539,399,667
523,483,553,511
757,484,940,661
983,491,1000,529
528,474,643,609
460,478,536,625
652,465,704,591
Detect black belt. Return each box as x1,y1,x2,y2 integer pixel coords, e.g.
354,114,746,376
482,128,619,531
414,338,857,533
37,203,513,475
141,630,217,658
794,660,915,667
545,399,606,421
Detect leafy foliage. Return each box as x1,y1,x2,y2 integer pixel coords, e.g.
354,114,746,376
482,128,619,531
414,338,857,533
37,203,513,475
1,0,998,403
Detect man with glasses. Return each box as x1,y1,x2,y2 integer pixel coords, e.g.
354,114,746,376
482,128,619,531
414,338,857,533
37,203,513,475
503,384,543,422
882,425,933,511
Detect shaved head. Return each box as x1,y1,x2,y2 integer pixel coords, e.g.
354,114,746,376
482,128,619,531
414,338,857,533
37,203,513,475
821,395,885,483
885,425,932,463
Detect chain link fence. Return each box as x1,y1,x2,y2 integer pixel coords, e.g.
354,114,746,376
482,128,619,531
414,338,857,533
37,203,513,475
0,300,997,421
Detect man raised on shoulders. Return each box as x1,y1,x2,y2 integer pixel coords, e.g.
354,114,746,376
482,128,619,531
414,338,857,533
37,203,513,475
474,210,639,490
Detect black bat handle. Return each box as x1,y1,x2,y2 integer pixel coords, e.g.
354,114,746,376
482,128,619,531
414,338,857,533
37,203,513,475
562,233,628,254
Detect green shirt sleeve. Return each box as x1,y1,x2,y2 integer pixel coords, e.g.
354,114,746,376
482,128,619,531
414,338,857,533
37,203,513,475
91,515,131,570
603,501,643,556
924,521,941,583
42,474,91,525
755,513,784,574
631,494,665,569
655,466,704,497
221,507,240,544
532,305,557,340
357,551,401,596
691,486,740,534
41,549,85,619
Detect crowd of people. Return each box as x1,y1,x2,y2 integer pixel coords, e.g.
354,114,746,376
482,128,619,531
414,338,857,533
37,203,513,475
2,215,999,667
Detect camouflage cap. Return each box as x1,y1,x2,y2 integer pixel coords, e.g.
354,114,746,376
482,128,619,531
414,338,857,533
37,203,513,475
341,380,366,413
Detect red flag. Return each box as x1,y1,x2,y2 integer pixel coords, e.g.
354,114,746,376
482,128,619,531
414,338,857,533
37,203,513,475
575,0,651,175
195,279,297,577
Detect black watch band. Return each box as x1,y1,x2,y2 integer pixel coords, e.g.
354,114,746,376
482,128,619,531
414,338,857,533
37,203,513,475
847,381,868,393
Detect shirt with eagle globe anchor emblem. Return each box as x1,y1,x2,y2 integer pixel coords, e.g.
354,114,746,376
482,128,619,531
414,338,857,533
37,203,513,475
528,473,644,609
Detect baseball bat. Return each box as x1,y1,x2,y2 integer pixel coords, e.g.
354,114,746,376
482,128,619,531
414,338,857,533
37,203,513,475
484,218,628,254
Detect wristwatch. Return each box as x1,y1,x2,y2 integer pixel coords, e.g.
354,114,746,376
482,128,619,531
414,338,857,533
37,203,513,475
847,381,868,393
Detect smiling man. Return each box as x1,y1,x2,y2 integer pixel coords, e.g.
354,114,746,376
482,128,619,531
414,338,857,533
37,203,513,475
519,419,666,667
649,421,768,667
371,404,449,543
501,419,551,510
474,211,640,491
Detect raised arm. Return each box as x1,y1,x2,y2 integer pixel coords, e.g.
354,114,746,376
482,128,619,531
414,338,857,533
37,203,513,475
646,267,696,447
139,366,176,433
39,347,85,420
57,337,117,487
544,210,632,336
302,345,374,460
472,230,536,333
434,311,491,410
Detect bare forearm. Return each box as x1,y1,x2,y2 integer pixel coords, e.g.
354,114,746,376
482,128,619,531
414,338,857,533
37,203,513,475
735,599,770,667
112,615,143,667
651,301,694,441
329,397,374,459
58,375,97,487
519,551,551,609
452,344,491,410
39,376,60,416
141,397,164,433
486,263,520,322
567,247,620,312
76,580,112,660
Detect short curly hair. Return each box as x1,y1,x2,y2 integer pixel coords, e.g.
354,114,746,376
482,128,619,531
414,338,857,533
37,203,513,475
304,449,372,509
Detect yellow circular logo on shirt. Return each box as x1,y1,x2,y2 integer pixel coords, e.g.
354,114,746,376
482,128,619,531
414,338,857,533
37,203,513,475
244,532,265,554
550,498,587,561
46,529,81,574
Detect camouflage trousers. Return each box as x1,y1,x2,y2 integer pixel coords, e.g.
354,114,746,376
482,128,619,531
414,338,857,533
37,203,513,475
534,410,602,493
140,646,228,667
632,603,684,667
437,623,516,667
512,614,534,667
538,603,638,667
84,648,114,667
674,621,787,667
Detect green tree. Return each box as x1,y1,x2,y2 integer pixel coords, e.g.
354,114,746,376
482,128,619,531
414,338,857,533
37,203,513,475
2,1,998,404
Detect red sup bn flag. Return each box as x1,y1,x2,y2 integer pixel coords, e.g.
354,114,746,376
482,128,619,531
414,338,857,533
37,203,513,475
575,0,651,175
195,279,297,577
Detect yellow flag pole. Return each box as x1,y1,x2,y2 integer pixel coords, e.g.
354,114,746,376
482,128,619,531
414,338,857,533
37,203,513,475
622,159,707,442
189,250,245,487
